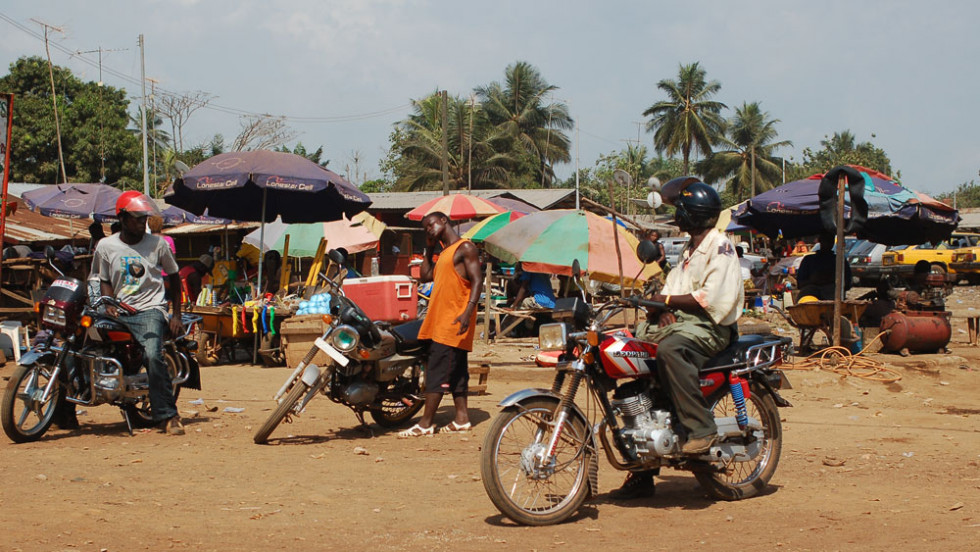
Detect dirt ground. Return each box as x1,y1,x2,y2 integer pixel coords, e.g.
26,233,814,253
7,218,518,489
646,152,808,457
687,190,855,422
2,288,980,552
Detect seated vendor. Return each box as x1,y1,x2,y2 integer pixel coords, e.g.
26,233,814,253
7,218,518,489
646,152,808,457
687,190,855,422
511,262,556,310
179,254,215,305
796,233,851,301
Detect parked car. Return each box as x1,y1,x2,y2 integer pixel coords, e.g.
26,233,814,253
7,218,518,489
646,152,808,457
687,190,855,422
661,236,690,269
879,232,980,280
949,243,980,284
848,240,889,286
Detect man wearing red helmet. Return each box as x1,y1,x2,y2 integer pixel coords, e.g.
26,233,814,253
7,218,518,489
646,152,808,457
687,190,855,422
89,191,186,434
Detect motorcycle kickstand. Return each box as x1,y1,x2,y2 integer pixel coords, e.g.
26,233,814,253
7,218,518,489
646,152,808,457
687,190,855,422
120,409,134,436
354,411,375,438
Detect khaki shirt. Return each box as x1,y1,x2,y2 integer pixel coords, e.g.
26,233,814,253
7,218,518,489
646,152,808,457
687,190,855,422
663,229,743,326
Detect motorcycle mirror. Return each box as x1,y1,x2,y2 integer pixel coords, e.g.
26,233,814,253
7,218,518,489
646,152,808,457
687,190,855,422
128,262,146,279
327,248,347,266
635,240,658,264
571,259,581,279
44,245,57,261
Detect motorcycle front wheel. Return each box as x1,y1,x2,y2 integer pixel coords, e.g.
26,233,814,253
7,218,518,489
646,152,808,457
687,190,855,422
480,398,592,526
695,385,782,500
1,363,62,443
253,382,308,444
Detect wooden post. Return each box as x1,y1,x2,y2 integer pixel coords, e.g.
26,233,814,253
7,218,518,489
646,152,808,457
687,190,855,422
832,172,846,347
483,262,492,344
279,235,291,293
606,180,626,297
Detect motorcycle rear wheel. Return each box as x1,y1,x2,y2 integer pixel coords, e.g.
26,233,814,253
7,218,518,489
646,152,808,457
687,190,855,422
480,398,591,526
370,377,424,428
2,363,61,443
695,385,782,500
253,382,308,444
122,352,182,429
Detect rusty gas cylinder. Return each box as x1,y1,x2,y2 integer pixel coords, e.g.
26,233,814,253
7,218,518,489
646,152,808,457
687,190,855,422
878,311,952,354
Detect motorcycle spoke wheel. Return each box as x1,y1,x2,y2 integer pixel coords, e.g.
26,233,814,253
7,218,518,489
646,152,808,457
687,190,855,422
480,398,591,526
2,364,60,443
695,386,782,500
370,376,424,428
253,382,308,444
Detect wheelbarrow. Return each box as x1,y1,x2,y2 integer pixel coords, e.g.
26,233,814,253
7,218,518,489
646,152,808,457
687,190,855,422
776,300,869,353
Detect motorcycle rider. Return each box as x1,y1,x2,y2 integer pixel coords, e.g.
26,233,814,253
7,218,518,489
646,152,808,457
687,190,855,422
89,191,185,435
611,177,744,499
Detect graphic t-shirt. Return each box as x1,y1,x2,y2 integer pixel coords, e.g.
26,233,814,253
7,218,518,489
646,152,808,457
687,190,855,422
91,233,178,313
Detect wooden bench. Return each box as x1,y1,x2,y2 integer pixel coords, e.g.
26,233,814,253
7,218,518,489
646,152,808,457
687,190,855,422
468,363,490,395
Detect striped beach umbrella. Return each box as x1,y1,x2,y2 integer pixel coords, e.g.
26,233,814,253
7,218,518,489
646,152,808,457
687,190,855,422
461,210,526,243
483,209,661,285
405,193,505,221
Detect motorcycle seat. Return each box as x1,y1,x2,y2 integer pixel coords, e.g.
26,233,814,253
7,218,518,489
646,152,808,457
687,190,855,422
391,319,428,356
701,334,769,371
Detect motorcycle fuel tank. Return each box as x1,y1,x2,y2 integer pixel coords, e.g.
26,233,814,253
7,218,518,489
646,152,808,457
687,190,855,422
87,317,134,343
599,335,658,378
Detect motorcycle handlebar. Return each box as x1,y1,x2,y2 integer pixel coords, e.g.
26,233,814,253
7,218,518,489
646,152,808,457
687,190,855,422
622,296,668,311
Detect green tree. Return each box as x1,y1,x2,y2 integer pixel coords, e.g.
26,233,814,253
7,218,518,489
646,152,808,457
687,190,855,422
0,56,141,185
643,62,727,174
935,180,980,208
276,142,330,167
698,102,792,201
476,61,573,188
801,130,894,177
359,178,394,194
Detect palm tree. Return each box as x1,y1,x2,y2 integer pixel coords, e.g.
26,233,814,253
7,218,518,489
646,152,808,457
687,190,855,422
698,102,791,201
643,62,726,174
475,61,573,187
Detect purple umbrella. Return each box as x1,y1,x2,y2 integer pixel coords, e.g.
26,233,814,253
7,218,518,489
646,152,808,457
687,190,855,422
164,150,372,364
21,183,122,220
735,165,958,246
164,151,371,223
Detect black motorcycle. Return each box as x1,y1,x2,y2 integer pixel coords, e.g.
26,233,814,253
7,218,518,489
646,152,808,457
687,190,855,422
2,248,202,442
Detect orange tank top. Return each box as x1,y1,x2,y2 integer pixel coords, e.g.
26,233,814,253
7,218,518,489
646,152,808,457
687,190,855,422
417,239,476,351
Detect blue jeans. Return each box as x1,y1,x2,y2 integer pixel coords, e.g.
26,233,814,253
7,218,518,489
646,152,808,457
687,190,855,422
126,309,177,422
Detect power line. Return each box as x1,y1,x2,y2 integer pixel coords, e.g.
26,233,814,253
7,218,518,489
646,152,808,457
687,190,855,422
0,11,412,125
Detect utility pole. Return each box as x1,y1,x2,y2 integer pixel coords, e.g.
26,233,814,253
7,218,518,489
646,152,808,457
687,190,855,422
575,122,580,210
467,95,475,192
147,77,159,193
139,34,149,196
75,46,127,183
440,90,449,196
32,19,68,185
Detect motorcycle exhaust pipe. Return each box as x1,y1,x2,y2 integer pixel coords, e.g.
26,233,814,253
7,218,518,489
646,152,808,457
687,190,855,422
595,419,645,472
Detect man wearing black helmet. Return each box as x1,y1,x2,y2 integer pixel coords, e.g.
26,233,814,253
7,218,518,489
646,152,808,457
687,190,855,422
611,177,744,500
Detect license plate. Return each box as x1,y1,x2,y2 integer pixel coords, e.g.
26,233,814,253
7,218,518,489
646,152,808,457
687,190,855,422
314,337,349,367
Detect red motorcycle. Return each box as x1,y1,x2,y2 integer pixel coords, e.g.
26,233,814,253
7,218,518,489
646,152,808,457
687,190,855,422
480,261,793,526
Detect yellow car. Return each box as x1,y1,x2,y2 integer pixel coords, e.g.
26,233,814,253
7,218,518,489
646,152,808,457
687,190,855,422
880,232,980,280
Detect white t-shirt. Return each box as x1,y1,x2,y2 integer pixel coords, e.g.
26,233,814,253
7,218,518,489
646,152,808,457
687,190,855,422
91,233,179,313
663,229,743,326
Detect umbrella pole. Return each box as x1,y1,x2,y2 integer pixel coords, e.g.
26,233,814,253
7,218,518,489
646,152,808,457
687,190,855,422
253,187,268,365
833,172,846,348
606,180,626,298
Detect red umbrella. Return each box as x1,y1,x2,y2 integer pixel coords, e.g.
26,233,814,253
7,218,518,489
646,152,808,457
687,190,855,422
405,193,505,221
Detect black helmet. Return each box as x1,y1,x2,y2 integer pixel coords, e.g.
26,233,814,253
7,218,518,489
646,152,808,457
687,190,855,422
662,176,721,232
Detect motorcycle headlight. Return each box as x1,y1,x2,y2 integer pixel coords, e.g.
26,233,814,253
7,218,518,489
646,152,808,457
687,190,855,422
42,304,67,328
538,323,567,351
330,324,360,353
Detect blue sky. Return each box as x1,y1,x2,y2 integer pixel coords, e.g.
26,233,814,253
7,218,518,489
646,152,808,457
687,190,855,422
1,0,977,197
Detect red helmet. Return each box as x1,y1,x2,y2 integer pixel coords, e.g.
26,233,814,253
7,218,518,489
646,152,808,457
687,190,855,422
115,190,161,217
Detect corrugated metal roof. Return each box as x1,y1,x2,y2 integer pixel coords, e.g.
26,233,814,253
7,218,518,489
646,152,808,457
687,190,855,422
163,221,258,235
2,193,96,246
367,189,577,212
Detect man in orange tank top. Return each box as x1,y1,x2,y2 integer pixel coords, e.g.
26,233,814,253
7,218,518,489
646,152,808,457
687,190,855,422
398,212,483,437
